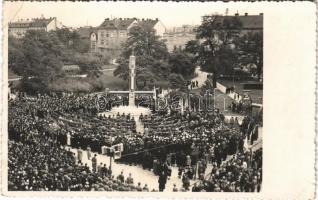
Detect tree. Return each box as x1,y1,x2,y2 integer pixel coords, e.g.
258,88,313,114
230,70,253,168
168,73,186,90
56,28,90,53
184,40,201,58
9,30,65,91
187,15,242,87
121,25,168,59
237,31,263,81
114,25,170,89
71,53,103,77
168,51,196,78
8,37,23,72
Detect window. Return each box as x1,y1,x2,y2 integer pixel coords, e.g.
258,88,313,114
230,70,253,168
106,33,109,37
91,42,96,50
101,39,104,45
100,31,105,38
120,32,125,37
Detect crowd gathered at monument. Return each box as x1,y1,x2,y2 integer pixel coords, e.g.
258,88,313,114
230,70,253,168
8,91,262,192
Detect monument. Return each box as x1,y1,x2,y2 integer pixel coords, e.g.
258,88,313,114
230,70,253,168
128,54,136,106
104,52,156,107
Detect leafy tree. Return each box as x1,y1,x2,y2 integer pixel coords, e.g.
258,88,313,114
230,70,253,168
8,37,23,72
114,25,169,89
187,15,243,87
121,25,168,59
9,30,65,91
71,53,103,77
56,28,89,53
184,40,201,58
168,51,196,78
168,73,186,90
237,31,263,81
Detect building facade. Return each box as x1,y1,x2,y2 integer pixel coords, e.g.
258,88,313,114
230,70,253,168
163,25,198,52
163,13,263,52
9,17,62,38
90,18,166,58
203,13,263,35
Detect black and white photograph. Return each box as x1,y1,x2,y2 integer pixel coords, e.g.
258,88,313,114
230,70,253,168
1,1,315,198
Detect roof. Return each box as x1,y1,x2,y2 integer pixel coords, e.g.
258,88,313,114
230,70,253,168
31,18,55,27
98,18,160,30
77,26,96,39
221,15,263,30
137,19,159,29
98,18,136,30
9,17,55,29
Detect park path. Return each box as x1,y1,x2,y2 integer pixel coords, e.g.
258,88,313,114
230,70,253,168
191,66,209,88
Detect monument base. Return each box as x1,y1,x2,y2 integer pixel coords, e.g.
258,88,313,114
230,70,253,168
99,105,151,118
128,92,135,106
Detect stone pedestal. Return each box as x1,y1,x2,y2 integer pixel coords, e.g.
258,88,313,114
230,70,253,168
129,92,135,106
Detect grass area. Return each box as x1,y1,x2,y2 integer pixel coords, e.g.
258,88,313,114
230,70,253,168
97,70,127,90
48,70,127,92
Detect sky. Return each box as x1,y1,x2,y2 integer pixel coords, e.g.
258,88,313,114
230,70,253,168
4,1,267,29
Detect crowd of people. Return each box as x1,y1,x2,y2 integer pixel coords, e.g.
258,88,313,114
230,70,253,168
8,91,262,192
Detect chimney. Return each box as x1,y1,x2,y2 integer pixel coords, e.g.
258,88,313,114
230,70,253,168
244,13,248,16
259,13,263,16
155,18,159,21
235,13,239,16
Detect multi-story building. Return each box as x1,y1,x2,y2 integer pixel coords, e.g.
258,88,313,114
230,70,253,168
90,18,166,58
204,13,263,35
163,13,263,52
8,17,62,38
163,25,198,52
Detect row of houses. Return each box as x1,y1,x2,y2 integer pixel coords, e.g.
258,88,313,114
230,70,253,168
9,13,263,58
8,17,63,38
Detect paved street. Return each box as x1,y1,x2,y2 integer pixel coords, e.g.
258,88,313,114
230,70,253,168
70,147,213,192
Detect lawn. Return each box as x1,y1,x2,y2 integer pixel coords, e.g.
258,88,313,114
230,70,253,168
97,70,127,90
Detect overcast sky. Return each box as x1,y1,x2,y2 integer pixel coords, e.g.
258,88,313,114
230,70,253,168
5,1,268,28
